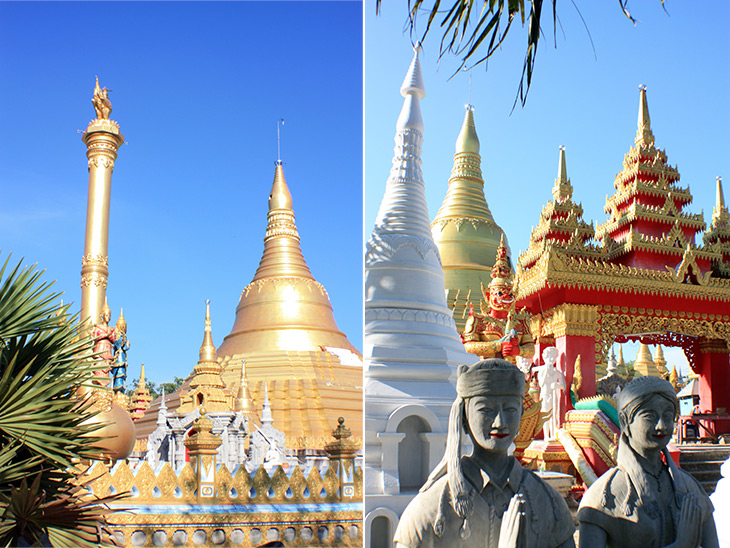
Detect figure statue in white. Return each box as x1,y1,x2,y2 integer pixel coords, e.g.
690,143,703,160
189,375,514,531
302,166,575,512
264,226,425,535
535,347,565,441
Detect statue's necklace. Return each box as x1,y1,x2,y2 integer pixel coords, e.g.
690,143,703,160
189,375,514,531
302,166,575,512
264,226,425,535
645,465,665,492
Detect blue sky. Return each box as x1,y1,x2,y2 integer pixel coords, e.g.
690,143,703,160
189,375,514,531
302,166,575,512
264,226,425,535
0,1,363,387
365,1,730,375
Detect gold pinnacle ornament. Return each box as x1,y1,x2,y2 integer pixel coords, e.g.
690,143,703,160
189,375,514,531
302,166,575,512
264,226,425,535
80,77,124,325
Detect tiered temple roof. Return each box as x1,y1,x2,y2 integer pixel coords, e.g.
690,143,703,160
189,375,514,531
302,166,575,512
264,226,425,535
516,87,729,306
518,147,603,272
595,87,717,272
431,105,506,330
703,177,730,278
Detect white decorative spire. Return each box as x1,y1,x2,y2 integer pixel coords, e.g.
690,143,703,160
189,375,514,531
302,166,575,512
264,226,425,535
157,389,167,426
261,382,273,425
364,49,477,504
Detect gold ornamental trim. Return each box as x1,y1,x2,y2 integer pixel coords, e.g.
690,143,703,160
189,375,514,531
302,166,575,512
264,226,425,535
81,253,109,268
697,338,729,354
516,246,730,302
536,303,599,338
80,273,108,289
240,277,328,299
432,216,497,232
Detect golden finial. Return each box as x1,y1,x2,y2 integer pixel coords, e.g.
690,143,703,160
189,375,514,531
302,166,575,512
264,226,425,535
455,104,479,155
199,300,217,364
139,363,146,388
552,146,573,203
635,85,655,147
712,176,730,228
269,162,293,211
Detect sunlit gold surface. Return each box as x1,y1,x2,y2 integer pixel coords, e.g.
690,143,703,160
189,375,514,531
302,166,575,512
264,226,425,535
217,164,357,355
135,163,362,448
431,107,505,330
80,80,123,325
82,397,136,461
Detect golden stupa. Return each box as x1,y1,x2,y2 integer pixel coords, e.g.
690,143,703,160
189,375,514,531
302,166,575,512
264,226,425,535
136,162,362,449
431,105,507,330
633,342,662,377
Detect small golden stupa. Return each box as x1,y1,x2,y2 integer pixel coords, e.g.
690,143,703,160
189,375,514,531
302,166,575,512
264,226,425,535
431,105,506,330
136,161,362,449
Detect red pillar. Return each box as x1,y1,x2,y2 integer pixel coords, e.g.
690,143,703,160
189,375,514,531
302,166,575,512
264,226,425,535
555,335,596,427
696,339,730,436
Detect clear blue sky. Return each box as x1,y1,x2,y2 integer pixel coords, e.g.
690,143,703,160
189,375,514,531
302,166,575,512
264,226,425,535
365,1,730,375
0,1,363,387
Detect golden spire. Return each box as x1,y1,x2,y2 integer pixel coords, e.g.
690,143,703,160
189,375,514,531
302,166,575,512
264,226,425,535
217,162,357,356
713,176,730,228
552,146,573,203
252,163,313,281
139,362,146,388
178,301,234,413
199,300,217,364
635,85,655,147
455,105,479,154
234,360,248,413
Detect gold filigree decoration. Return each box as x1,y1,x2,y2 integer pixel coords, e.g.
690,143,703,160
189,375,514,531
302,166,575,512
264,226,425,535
80,273,107,289
81,254,109,268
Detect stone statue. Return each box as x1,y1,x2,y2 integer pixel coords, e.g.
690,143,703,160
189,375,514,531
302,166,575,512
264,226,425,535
462,237,535,363
534,347,566,441
394,359,575,548
92,76,112,120
577,376,719,548
91,298,115,386
111,308,130,393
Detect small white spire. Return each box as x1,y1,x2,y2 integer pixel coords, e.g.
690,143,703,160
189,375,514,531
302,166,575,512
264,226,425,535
261,382,273,425
157,389,167,426
396,46,425,132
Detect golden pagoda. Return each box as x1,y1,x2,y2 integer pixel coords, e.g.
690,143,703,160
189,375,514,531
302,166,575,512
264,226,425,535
633,342,661,377
431,105,506,330
136,161,362,450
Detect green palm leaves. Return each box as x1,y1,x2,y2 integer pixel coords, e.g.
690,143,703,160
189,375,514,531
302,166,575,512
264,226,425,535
0,255,119,547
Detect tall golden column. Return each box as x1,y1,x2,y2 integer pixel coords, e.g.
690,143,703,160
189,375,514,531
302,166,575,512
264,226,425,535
80,77,124,325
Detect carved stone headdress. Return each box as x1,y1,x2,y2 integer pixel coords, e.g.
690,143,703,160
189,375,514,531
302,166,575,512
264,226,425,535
420,359,525,538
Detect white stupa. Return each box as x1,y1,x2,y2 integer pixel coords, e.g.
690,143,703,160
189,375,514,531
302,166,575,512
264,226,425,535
364,47,477,546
